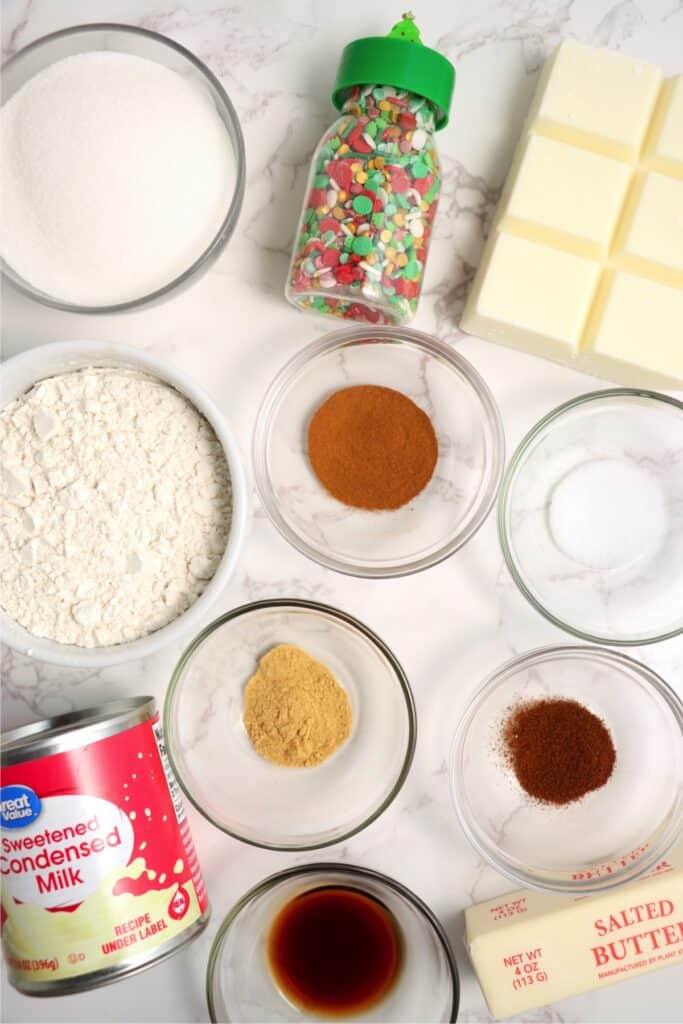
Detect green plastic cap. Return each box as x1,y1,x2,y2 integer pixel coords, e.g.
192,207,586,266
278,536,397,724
331,13,455,129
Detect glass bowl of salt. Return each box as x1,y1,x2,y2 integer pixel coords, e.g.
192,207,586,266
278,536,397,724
498,389,683,645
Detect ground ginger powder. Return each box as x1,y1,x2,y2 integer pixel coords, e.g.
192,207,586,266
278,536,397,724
243,644,353,767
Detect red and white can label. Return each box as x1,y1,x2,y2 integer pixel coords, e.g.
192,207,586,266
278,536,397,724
0,714,208,985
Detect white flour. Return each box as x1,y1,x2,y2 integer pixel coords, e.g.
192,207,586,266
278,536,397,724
0,368,232,647
0,52,235,306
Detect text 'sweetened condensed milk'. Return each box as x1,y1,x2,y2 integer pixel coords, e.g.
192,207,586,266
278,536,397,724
0,698,209,995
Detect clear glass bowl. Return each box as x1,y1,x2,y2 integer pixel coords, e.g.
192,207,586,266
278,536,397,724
206,863,459,1023
451,645,683,895
164,600,416,850
499,389,683,644
253,326,504,577
1,24,245,313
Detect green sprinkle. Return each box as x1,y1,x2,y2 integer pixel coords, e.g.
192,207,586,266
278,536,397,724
404,260,421,279
314,174,329,189
339,252,349,263
412,160,429,179
352,195,373,215
352,236,373,256
372,212,385,228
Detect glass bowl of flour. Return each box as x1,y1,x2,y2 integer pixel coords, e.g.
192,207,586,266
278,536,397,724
499,389,683,645
0,341,249,667
0,24,245,312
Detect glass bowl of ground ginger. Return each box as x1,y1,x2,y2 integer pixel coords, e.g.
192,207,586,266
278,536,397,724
450,645,683,895
164,599,416,849
253,326,505,578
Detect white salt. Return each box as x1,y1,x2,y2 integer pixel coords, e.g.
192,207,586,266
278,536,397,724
548,458,668,571
0,51,235,305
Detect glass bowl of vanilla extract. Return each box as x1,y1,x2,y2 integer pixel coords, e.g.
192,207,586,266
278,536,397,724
206,863,459,1022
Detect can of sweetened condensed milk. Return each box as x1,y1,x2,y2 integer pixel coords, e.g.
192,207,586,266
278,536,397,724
0,698,210,995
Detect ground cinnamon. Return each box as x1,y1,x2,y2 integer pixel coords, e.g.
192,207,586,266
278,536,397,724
307,384,438,510
502,698,616,806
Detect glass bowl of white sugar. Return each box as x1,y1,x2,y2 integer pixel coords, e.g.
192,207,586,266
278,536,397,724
0,341,249,667
0,24,245,312
498,389,683,645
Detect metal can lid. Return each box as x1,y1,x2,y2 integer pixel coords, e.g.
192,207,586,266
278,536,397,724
1,697,156,767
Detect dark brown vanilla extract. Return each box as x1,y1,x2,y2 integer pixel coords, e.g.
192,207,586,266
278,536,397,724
267,886,402,1016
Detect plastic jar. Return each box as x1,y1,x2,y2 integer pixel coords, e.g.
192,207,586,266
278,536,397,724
286,14,455,325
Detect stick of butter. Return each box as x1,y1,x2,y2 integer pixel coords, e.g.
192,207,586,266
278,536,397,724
461,39,683,388
465,848,683,1019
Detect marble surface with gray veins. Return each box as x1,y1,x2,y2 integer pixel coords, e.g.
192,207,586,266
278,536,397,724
2,1,682,1022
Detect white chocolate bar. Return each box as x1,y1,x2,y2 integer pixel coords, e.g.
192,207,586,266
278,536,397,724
461,40,683,387
465,848,683,1019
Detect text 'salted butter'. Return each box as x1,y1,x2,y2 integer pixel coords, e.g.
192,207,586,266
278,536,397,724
465,848,683,1018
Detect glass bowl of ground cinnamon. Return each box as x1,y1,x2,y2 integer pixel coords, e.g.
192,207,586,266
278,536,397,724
164,598,416,850
253,325,504,577
450,645,683,895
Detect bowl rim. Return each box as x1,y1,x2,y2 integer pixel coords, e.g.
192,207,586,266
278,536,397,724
1,22,246,314
498,387,683,646
450,643,683,895
205,861,460,1024
164,597,418,850
252,324,505,579
0,340,249,667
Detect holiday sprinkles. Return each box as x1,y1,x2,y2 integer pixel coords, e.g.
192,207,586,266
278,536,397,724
286,13,455,323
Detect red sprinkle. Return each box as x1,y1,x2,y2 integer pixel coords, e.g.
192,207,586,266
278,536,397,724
327,160,353,192
389,168,410,193
335,264,356,284
414,176,433,196
321,248,340,267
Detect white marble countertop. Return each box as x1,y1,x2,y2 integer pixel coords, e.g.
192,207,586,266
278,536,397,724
1,1,682,1022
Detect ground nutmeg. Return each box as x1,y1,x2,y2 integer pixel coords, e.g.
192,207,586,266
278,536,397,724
307,384,438,510
501,697,616,806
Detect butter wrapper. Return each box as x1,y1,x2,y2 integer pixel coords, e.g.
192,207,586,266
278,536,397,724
465,849,683,1019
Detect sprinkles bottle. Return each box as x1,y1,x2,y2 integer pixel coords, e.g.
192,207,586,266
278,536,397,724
286,13,455,324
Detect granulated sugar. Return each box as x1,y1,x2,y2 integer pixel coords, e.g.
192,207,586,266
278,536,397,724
0,368,232,647
0,52,235,306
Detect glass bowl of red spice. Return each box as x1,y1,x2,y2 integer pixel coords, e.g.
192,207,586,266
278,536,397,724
451,645,683,895
253,325,504,578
